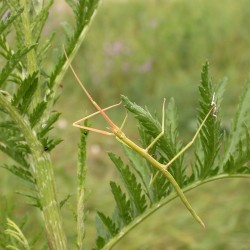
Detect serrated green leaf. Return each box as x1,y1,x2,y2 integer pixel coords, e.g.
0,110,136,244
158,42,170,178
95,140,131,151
18,78,38,114
0,143,30,169
195,62,221,179
28,101,47,128
37,32,55,64
1,164,34,184
0,45,36,87
108,153,147,217
122,95,181,161
96,212,119,241
12,73,38,108
122,95,185,184
39,137,63,152
110,182,132,227
0,35,11,59
37,111,60,138
224,125,250,174
93,236,105,250
0,7,23,34
32,0,53,43
122,145,151,190
223,80,250,165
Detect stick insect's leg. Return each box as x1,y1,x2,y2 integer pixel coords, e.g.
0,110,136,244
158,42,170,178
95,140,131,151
145,98,166,152
119,110,128,131
73,101,122,136
165,104,216,169
74,123,114,136
150,98,217,186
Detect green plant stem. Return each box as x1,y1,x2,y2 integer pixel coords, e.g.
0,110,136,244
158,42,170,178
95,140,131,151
103,174,250,250
0,93,67,250
19,0,39,100
76,130,88,249
19,0,37,74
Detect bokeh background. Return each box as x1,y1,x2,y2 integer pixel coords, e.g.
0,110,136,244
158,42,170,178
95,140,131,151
1,0,250,249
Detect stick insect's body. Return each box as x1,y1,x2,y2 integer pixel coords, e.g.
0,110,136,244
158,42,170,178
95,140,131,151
65,50,216,228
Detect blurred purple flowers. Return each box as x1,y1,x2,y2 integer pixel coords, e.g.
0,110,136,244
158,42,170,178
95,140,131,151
104,40,130,57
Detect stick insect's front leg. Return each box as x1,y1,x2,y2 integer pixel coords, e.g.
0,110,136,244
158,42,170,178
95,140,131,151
145,98,166,152
73,102,122,136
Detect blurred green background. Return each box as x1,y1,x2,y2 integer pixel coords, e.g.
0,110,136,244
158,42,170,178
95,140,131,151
1,0,250,249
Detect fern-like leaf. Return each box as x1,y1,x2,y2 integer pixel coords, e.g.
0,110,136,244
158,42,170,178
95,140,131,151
1,164,34,184
0,7,23,35
224,125,250,174
93,62,250,249
95,212,119,243
194,62,221,179
108,153,147,217
0,122,30,168
4,218,30,250
110,182,132,227
31,0,53,43
223,80,250,165
37,111,60,138
28,101,47,128
0,45,36,87
121,95,185,185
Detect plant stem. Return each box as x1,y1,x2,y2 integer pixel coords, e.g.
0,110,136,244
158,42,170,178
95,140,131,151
19,0,39,102
76,130,88,249
0,93,68,250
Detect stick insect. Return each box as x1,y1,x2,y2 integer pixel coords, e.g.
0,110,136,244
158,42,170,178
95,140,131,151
65,51,216,228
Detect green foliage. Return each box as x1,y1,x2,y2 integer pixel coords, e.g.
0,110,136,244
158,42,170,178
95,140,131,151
110,182,132,226
4,218,30,250
0,45,36,87
92,63,250,249
223,80,250,165
193,62,221,179
0,7,23,34
76,128,88,249
1,1,250,249
0,0,101,249
49,0,100,91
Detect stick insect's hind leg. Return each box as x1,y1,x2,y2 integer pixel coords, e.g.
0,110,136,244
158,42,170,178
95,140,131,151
73,101,122,136
145,98,166,152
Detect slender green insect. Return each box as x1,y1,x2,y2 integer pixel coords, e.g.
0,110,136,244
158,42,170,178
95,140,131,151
65,50,216,228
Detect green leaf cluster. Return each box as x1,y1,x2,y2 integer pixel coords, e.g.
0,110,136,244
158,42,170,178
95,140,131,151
92,62,250,249
0,1,101,249
1,1,249,249
0,0,100,192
